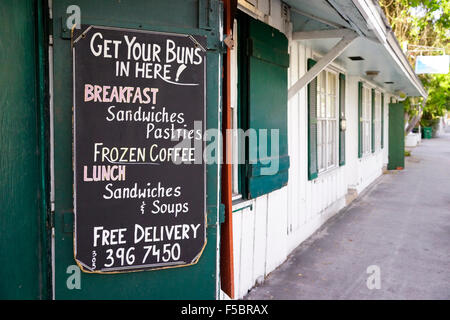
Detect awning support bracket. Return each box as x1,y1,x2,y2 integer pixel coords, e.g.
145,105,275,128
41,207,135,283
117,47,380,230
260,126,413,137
288,30,358,100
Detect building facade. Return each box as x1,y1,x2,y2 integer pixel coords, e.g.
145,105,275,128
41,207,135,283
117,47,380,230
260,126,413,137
0,0,426,300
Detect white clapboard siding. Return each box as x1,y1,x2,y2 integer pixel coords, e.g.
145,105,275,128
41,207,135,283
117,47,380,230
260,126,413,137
252,195,268,285
230,0,392,299
265,188,288,274
237,205,255,299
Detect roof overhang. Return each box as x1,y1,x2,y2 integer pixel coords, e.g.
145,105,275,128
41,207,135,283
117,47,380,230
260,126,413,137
284,0,428,99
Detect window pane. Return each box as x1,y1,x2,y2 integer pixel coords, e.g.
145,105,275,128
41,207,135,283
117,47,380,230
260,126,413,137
318,120,326,171
316,93,320,117
326,94,331,118
321,93,326,117
317,120,323,171
317,72,323,92
316,70,340,171
364,87,370,120
330,96,336,118
320,72,326,94
375,92,382,150
321,122,327,170
367,122,370,153
327,121,334,167
328,72,336,95
320,72,327,118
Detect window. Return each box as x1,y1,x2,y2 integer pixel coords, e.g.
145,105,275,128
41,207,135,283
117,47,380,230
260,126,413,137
317,70,339,172
361,85,372,156
307,59,345,180
358,83,384,157
374,91,382,151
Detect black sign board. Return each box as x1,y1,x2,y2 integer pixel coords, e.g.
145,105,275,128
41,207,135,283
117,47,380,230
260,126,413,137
72,26,206,273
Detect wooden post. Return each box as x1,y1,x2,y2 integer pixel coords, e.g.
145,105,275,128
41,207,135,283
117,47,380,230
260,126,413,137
220,0,236,299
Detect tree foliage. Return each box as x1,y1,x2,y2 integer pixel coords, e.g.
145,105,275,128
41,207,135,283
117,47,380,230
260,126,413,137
379,0,449,127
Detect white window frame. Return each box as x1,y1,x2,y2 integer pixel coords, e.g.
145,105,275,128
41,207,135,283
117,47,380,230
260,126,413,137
374,90,382,152
317,69,339,173
361,84,372,156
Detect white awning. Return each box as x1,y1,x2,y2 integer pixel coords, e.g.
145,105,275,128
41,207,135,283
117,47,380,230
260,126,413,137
284,0,427,99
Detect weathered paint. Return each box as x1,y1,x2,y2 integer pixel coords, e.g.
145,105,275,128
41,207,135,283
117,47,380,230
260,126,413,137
0,0,409,301
51,0,222,299
0,0,48,299
230,0,395,299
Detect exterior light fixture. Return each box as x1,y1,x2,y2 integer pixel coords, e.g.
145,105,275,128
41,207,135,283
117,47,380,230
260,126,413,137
340,118,347,131
365,70,380,79
396,91,407,101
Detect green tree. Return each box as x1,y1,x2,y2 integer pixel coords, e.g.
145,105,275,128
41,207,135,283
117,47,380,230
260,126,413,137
379,0,449,132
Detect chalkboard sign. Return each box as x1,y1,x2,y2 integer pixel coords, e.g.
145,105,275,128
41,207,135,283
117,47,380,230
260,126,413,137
72,26,206,273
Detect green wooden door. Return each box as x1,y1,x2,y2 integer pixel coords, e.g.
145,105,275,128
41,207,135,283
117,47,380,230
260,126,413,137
388,103,405,170
0,0,48,299
51,0,222,299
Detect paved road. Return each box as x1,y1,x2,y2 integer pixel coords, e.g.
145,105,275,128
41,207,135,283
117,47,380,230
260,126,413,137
246,129,450,300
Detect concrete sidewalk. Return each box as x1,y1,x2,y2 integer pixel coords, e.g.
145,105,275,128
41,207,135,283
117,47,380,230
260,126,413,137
245,129,450,300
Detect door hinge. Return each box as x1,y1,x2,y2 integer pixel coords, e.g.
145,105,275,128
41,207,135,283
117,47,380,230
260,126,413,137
223,33,235,50
47,1,53,43
47,17,54,45
48,202,55,229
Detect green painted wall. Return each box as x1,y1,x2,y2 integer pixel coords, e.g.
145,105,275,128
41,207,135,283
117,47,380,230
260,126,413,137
0,0,222,300
0,0,47,299
51,0,222,299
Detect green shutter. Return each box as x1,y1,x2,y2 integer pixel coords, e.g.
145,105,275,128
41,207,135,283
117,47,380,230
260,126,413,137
381,93,384,149
307,58,318,180
358,81,363,158
371,88,375,153
339,73,346,166
241,15,290,199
